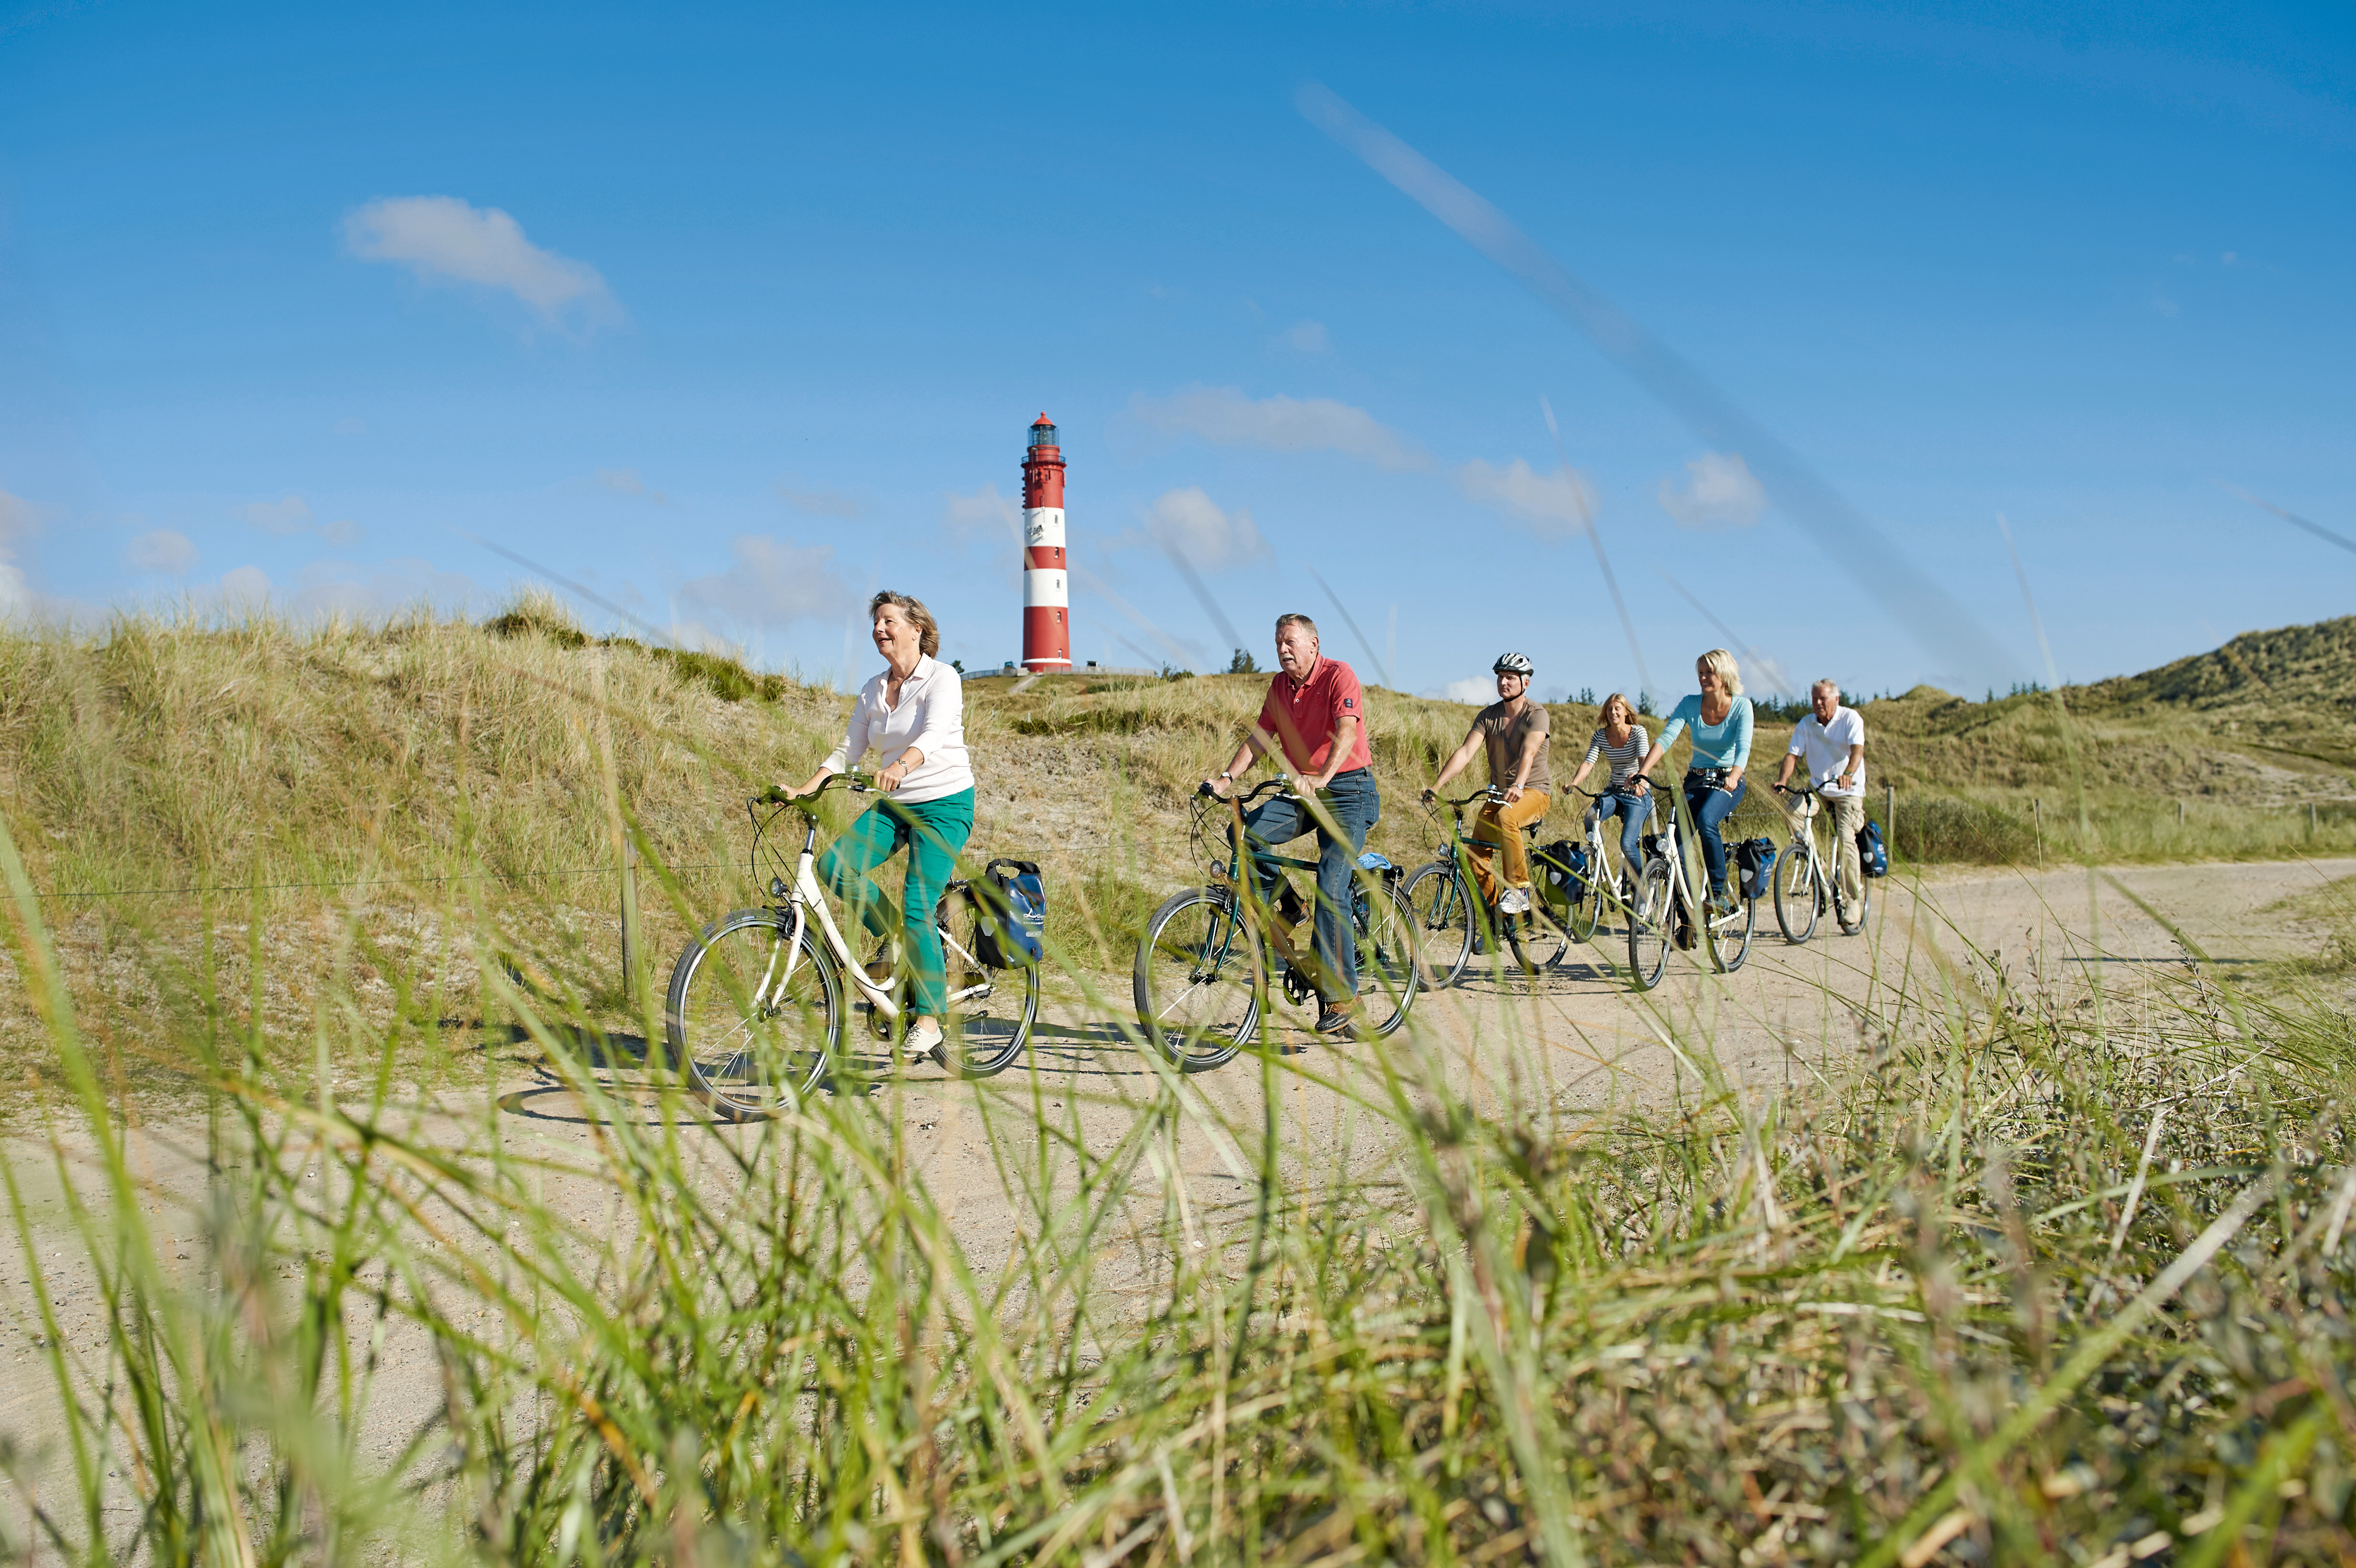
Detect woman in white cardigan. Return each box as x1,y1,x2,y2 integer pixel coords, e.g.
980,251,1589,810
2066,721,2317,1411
784,590,974,1060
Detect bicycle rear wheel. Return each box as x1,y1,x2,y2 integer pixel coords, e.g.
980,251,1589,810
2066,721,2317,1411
665,909,843,1120
1774,839,1821,944
1704,887,1756,972
1625,860,1674,992
1565,842,1602,943
1506,906,1572,975
1134,886,1260,1070
933,889,1039,1077
1401,861,1474,988
1352,879,1422,1037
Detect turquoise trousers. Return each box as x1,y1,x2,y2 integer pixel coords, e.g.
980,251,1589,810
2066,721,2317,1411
816,788,975,1016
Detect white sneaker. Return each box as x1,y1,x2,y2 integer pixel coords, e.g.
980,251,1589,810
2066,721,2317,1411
1497,887,1531,915
903,1015,945,1065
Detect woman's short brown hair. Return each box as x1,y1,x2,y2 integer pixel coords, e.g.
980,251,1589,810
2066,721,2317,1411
870,590,941,658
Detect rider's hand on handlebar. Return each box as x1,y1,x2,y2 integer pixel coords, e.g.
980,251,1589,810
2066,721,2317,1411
1202,774,1234,800
1420,787,1437,806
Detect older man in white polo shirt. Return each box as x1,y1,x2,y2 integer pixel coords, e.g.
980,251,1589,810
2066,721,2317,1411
1774,679,1868,913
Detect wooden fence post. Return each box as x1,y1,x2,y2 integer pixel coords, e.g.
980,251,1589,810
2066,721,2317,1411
621,835,642,1005
1885,784,1895,866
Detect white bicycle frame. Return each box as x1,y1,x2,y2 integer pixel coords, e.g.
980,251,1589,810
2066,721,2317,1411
1578,788,1647,913
1781,778,1833,902
1638,780,1742,929
766,838,992,1023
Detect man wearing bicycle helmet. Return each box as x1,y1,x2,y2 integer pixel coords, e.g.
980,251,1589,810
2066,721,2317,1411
1205,613,1380,1038
1423,652,1550,917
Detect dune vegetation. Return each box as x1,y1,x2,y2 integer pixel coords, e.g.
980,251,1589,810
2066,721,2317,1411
2,600,2356,1564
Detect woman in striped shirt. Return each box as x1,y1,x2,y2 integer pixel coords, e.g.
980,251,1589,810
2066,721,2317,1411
1566,692,1651,888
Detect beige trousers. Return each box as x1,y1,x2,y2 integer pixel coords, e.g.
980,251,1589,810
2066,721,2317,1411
1786,791,1866,906
1468,791,1550,904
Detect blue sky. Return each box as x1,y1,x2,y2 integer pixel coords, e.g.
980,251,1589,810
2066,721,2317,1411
2,1,2350,702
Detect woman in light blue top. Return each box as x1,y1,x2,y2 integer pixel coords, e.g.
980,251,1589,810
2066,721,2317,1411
1634,648,1753,912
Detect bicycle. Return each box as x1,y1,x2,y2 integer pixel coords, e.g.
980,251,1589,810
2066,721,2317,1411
1400,789,1571,987
1769,776,1870,943
1556,785,1648,945
1133,779,1421,1070
664,772,1040,1119
1623,774,1756,990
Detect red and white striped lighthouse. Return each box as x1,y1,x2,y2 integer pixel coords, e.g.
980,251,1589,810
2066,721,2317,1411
1020,413,1071,673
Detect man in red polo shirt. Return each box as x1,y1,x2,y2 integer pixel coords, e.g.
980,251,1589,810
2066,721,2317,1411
1206,613,1382,1036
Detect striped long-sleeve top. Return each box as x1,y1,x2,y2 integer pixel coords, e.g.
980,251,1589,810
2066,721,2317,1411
1581,725,1650,788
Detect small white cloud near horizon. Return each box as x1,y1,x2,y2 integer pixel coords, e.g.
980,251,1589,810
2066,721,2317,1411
0,491,35,617
1145,487,1268,571
677,535,851,633
238,494,367,547
1657,453,1767,531
776,481,864,520
1423,676,1494,704
595,468,668,504
218,566,272,606
127,529,199,575
241,495,315,536
1129,385,1428,471
1454,458,1594,540
345,196,621,329
1276,320,1332,355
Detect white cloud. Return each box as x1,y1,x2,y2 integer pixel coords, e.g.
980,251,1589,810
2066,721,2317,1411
237,494,365,546
775,481,863,519
676,535,851,632
242,494,315,536
1423,677,1494,704
1454,458,1594,540
1144,487,1268,571
1657,452,1767,531
344,196,620,329
595,467,668,503
1128,384,1428,471
943,483,1021,546
0,491,35,617
218,566,272,607
1277,320,1332,354
127,529,198,574
283,558,475,620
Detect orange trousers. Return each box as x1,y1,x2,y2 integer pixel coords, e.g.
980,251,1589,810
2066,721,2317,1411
1467,791,1550,905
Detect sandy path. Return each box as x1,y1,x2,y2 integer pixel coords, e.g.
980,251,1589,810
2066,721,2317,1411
2,856,2348,1530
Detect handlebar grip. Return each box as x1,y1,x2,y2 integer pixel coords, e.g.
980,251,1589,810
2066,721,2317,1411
756,786,791,805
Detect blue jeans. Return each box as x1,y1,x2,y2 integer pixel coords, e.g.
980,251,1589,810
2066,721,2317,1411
1591,787,1652,874
1241,769,1380,1004
1683,772,1746,894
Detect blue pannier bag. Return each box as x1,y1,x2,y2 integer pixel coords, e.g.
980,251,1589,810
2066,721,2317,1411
1858,819,1890,879
973,858,1045,968
1735,837,1778,902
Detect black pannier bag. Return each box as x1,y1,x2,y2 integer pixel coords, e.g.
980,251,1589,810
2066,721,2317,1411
1733,837,1779,902
1533,840,1587,913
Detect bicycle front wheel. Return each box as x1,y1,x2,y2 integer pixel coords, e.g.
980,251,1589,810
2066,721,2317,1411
1401,862,1474,988
1774,840,1820,944
665,909,843,1121
1352,879,1422,1037
1565,852,1601,943
1705,887,1756,973
1506,904,1572,976
1135,886,1260,1071
1625,860,1674,992
934,890,1039,1078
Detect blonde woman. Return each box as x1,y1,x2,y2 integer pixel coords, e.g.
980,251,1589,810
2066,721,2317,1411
784,590,974,1063
1564,692,1650,892
1635,649,1753,914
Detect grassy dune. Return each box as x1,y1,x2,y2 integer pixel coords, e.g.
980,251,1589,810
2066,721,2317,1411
4,604,2356,1562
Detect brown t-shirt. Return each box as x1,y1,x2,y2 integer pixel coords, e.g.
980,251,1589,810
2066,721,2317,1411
1475,700,1550,794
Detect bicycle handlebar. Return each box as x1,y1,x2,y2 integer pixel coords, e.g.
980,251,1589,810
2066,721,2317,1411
751,770,880,810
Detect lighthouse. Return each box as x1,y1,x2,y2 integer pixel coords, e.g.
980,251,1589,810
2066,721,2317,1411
1020,413,1071,673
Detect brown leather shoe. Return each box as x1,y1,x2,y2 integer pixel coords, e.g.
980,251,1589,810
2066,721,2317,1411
1315,998,1360,1038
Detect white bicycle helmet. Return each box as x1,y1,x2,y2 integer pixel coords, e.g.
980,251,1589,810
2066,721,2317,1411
1492,651,1535,677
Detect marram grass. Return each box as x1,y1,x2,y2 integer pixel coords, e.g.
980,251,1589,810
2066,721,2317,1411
4,603,2356,1564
